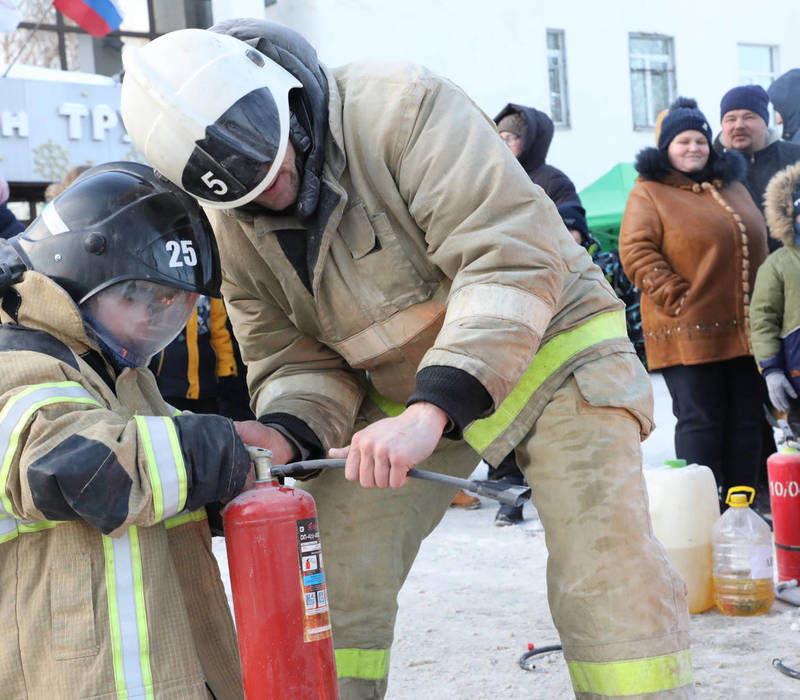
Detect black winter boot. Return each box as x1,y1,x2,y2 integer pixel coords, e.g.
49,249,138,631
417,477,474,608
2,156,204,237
495,502,524,526
493,473,526,526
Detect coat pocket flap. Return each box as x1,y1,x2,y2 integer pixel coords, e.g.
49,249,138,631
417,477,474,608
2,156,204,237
340,203,378,259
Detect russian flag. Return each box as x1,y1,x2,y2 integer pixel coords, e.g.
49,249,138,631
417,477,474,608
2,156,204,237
52,0,123,38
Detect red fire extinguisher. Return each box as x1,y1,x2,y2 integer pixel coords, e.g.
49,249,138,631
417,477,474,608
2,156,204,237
768,442,800,583
223,446,339,699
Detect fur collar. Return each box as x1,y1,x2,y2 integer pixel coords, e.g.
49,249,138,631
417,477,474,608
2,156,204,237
634,147,746,186
763,161,800,247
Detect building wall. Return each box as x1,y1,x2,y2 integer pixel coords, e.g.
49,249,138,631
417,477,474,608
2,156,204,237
5,0,798,199
258,0,800,189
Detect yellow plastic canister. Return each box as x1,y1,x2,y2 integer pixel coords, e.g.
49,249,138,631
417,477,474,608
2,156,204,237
643,459,720,613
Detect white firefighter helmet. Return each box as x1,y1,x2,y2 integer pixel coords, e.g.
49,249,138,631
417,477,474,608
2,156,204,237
120,28,301,209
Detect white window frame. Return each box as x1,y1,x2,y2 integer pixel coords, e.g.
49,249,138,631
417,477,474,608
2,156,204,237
737,43,779,87
629,33,676,129
546,28,570,128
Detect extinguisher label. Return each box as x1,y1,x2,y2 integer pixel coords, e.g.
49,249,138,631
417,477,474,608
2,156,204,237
296,517,333,642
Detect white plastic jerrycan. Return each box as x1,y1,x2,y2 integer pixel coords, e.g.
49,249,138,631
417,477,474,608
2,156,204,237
643,459,720,613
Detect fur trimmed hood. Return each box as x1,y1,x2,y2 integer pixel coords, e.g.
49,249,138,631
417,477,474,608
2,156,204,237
634,147,747,185
763,161,800,247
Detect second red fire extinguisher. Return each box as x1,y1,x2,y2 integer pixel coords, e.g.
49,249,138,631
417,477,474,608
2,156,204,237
223,446,339,699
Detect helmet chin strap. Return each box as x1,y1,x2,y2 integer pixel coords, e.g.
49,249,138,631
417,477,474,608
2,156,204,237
95,334,139,373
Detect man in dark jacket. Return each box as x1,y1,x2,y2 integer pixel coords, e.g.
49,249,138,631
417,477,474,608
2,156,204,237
714,85,800,240
494,103,579,206
768,69,800,145
714,83,791,516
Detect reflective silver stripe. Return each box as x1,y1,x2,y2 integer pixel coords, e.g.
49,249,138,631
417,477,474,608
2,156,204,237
0,382,101,515
444,283,551,339
329,287,448,366
104,528,154,699
135,416,187,522
256,372,363,419
42,202,70,235
0,515,17,543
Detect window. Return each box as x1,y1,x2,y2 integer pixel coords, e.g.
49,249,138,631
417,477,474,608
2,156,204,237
629,33,676,129
546,29,569,127
738,43,778,89
1,0,212,76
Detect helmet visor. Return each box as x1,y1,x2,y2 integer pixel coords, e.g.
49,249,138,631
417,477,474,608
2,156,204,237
182,87,283,205
81,279,198,367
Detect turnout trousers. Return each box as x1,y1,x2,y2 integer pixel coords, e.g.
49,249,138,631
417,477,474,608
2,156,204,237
301,355,693,699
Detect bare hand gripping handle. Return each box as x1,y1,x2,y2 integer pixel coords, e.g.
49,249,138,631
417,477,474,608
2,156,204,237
269,458,532,507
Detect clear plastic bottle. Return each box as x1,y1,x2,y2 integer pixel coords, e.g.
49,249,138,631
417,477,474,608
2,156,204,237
712,486,775,616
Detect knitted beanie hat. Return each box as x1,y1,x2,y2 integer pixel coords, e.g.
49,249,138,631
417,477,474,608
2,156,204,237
497,113,527,139
720,84,770,124
557,200,589,239
657,97,712,151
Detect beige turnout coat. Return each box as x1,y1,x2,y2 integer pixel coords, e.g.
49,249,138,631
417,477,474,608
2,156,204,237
0,273,243,700
209,61,647,463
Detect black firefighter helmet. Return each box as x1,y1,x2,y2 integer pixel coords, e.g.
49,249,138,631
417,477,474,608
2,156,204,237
9,161,221,367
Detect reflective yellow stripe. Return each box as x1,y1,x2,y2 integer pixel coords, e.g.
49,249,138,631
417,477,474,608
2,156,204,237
367,311,627,455
365,385,404,417
464,310,627,453
164,509,208,529
103,536,126,695
335,648,391,680
17,520,60,533
567,650,693,696
5,514,200,539
0,382,102,514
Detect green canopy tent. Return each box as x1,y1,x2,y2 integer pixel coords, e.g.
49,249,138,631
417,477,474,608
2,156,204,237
578,162,637,251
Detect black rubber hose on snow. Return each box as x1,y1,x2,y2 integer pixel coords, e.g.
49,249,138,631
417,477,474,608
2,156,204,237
774,658,800,680
518,644,563,671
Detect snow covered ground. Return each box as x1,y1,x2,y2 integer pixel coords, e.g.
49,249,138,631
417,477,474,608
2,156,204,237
213,372,800,698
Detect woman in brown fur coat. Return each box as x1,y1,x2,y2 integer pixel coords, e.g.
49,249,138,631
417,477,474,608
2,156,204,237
620,97,769,503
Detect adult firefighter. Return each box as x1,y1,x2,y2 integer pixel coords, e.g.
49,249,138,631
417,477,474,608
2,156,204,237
121,21,694,699
0,162,248,699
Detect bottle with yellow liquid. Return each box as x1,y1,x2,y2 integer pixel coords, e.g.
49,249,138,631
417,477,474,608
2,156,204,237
712,486,775,616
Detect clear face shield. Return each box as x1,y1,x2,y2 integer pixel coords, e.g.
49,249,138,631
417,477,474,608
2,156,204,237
80,279,198,368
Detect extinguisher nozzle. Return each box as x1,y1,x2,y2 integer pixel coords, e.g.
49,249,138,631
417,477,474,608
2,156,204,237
469,480,532,507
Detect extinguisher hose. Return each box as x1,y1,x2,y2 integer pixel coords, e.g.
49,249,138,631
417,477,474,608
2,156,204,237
270,458,531,507
774,658,800,680
518,644,563,671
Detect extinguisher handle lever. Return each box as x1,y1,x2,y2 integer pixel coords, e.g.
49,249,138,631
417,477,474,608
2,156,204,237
270,459,532,507
245,445,274,481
